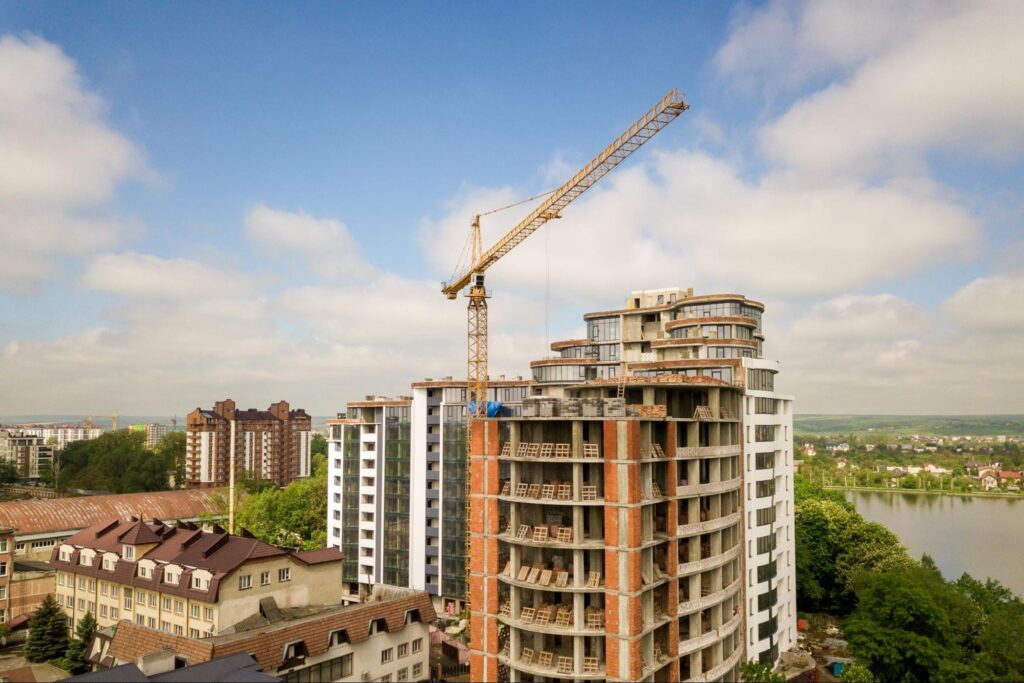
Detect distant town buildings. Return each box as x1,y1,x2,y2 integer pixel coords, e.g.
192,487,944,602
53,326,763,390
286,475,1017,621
185,400,312,488
12,424,104,450
131,423,170,450
0,429,54,479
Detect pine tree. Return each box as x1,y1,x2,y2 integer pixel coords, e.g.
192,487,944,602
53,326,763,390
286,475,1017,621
65,611,97,673
25,594,69,663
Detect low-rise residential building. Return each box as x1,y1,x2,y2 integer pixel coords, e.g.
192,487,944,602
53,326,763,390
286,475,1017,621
90,586,435,683
51,517,344,636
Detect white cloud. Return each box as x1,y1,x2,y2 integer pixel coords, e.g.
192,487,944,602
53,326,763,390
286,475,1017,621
715,0,950,91
0,34,149,291
943,274,1024,332
419,151,978,300
244,204,371,281
81,252,259,300
774,293,1024,413
751,2,1024,174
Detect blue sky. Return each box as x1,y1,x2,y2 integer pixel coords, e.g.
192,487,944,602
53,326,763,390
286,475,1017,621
1,1,1022,415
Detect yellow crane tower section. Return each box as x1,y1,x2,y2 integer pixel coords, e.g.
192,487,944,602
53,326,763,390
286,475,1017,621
442,88,689,416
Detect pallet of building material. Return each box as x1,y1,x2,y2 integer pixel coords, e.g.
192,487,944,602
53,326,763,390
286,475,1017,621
583,657,600,674
516,483,528,497
500,481,511,496
586,571,601,588
516,443,531,457
516,525,530,540
556,527,573,543
582,485,598,501
526,566,542,583
526,443,541,458
582,443,600,458
537,651,553,668
534,605,552,625
554,571,569,587
635,404,668,418
539,569,553,586
541,484,555,499
651,481,662,497
557,656,573,674
719,406,733,419
520,648,535,665
539,443,554,458
520,607,536,623
585,610,604,630
500,641,509,658
557,483,572,499
693,405,714,420
560,398,581,416
505,522,516,536
517,565,531,581
521,399,540,417
603,397,626,417
554,443,571,458
502,561,512,577
527,483,542,498
651,443,666,459
554,608,572,628
500,442,512,456
499,602,511,617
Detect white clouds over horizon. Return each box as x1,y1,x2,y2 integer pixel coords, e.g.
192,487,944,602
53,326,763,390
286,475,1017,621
2,4,1024,415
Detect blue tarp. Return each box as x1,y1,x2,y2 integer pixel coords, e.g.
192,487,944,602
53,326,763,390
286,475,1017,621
466,401,503,417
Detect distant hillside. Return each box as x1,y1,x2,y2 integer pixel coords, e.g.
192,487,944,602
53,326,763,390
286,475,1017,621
794,414,1024,437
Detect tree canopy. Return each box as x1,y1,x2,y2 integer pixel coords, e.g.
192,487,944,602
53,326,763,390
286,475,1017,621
234,456,327,550
52,430,174,493
64,611,97,674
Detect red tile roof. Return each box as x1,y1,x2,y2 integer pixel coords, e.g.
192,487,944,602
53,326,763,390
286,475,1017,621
0,489,223,537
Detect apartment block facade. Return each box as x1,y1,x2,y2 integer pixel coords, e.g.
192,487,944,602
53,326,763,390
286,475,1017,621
185,399,312,488
466,288,795,682
12,424,104,450
327,380,530,612
51,517,343,637
0,430,54,479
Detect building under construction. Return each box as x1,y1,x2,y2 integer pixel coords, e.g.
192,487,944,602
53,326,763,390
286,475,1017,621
466,288,795,682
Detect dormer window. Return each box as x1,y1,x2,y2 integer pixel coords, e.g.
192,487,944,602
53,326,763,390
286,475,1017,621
165,571,179,585
138,565,151,579
123,545,135,561
59,549,72,562
103,557,116,571
282,641,308,666
80,555,92,567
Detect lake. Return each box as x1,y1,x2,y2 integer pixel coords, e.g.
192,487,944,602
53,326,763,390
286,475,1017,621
844,490,1024,595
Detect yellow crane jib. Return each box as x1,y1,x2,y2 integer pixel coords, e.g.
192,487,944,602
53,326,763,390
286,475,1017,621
441,88,689,418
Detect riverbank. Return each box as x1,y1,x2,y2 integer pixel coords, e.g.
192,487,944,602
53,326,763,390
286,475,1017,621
825,484,1023,499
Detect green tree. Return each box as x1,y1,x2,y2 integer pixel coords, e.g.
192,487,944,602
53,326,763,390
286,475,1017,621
64,611,97,674
311,433,328,458
57,431,173,493
154,431,186,487
25,594,69,662
739,661,786,682
844,565,981,683
0,460,18,484
840,663,876,683
235,456,328,549
975,602,1024,681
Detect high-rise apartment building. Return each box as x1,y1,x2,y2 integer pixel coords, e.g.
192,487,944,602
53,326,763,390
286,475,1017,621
185,400,312,488
466,288,794,681
327,380,530,612
0,430,54,479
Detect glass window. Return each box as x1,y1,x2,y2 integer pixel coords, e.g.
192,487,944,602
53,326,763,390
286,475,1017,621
756,480,775,498
382,648,394,664
239,575,252,590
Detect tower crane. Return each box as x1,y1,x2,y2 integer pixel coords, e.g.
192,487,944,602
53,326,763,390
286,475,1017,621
441,88,689,601
443,88,689,413
86,411,119,431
